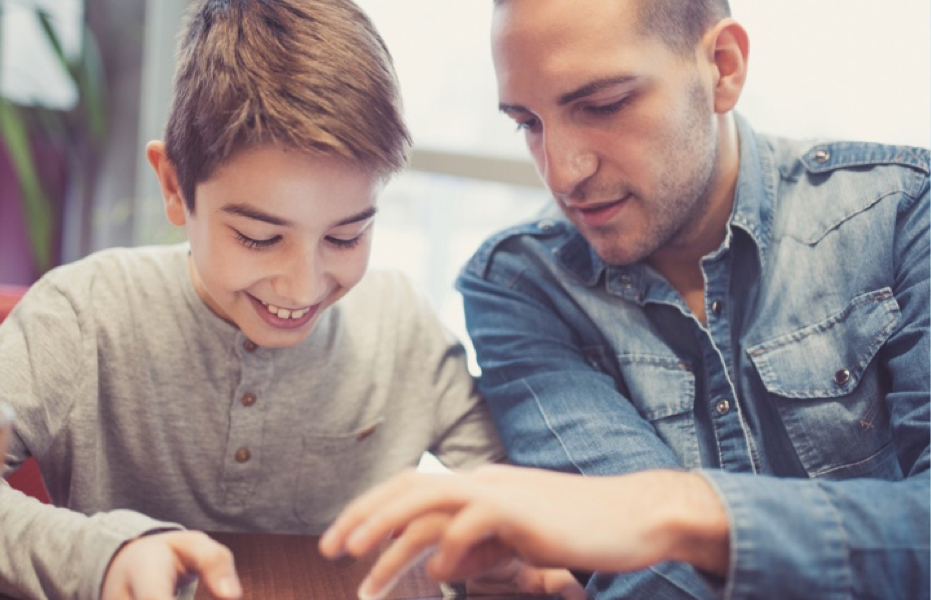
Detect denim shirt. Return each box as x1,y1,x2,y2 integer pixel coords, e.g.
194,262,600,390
457,117,930,600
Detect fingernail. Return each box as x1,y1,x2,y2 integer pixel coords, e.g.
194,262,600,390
358,575,386,600
216,576,242,598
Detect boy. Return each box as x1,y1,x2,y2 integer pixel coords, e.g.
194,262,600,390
0,1,503,597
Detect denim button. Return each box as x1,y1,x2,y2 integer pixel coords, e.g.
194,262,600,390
715,399,731,415
243,339,258,352
241,392,257,407
814,148,831,163
834,368,851,386
711,300,723,316
538,219,555,230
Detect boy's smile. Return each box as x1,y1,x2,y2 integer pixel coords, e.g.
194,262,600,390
150,142,382,349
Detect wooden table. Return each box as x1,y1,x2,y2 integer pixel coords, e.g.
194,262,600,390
193,531,443,599
193,532,559,600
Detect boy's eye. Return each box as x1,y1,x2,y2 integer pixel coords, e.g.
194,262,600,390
235,231,281,250
326,235,363,250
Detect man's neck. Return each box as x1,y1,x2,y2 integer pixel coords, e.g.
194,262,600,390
647,115,741,324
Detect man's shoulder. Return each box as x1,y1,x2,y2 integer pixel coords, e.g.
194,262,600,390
763,134,929,183
763,136,929,233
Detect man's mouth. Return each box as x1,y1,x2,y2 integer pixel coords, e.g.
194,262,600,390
259,300,313,320
565,195,630,227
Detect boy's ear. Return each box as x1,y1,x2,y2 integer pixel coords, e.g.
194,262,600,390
146,140,188,227
702,19,749,114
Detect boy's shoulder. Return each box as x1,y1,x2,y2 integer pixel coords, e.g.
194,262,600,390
29,244,189,311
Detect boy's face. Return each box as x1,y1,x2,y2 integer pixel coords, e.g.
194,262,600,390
157,144,381,349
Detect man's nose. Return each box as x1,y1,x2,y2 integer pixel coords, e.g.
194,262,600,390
538,125,598,199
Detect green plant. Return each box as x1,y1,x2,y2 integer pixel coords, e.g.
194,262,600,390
0,2,106,274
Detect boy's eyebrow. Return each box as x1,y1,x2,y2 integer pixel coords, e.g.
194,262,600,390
221,204,378,227
334,206,378,227
498,75,638,114
222,203,292,227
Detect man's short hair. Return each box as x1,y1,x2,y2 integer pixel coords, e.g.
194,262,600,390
165,0,411,211
635,0,731,55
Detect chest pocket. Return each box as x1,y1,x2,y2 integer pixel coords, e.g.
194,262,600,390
292,417,385,532
618,356,700,469
746,288,902,480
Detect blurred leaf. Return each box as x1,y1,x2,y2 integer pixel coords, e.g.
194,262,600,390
77,22,107,141
0,99,53,273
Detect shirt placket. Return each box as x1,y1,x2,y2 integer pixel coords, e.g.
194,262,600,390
701,253,758,473
222,333,273,506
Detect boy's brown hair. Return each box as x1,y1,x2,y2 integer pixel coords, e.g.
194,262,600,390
166,0,411,211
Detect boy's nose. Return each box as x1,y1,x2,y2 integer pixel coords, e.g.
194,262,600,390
272,248,325,306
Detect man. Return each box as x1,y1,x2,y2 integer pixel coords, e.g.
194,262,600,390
322,0,929,598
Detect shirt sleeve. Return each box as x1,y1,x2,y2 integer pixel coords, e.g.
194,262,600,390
0,275,182,599
457,253,719,599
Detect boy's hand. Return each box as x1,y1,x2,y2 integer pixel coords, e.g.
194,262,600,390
101,530,241,600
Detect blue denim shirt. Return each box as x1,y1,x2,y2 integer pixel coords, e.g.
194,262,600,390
457,117,930,599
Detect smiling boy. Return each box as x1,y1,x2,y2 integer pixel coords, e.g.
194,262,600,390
0,1,503,598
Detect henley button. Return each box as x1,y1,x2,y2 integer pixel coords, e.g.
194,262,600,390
241,392,257,407
243,340,258,352
834,368,851,386
235,447,251,463
715,399,731,415
814,148,831,163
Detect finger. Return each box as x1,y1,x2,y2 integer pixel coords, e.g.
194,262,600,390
330,474,471,559
320,469,424,557
357,513,449,600
430,501,506,578
427,537,516,583
169,532,241,599
537,568,587,600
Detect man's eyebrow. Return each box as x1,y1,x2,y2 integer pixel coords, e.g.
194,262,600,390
499,75,638,115
557,75,637,106
221,203,292,227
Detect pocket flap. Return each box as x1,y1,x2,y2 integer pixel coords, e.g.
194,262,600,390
746,289,900,399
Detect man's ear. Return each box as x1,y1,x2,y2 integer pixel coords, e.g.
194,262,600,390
145,140,188,227
702,19,749,114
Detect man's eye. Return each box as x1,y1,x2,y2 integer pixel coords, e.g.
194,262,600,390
235,231,280,250
515,116,541,132
584,97,632,117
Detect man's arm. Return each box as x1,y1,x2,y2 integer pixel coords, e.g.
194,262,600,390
457,249,721,599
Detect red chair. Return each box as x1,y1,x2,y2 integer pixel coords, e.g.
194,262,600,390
0,285,51,504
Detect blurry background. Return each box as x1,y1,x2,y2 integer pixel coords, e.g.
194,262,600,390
1,0,929,350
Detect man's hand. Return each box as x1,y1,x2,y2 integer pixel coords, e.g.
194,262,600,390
101,530,241,600
320,465,730,600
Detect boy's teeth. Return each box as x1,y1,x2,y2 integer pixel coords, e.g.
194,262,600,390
262,301,310,320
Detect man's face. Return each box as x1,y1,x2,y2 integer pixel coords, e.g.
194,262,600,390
492,0,723,266
176,146,380,349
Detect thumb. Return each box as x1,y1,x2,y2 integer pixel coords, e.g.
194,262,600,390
169,532,242,599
